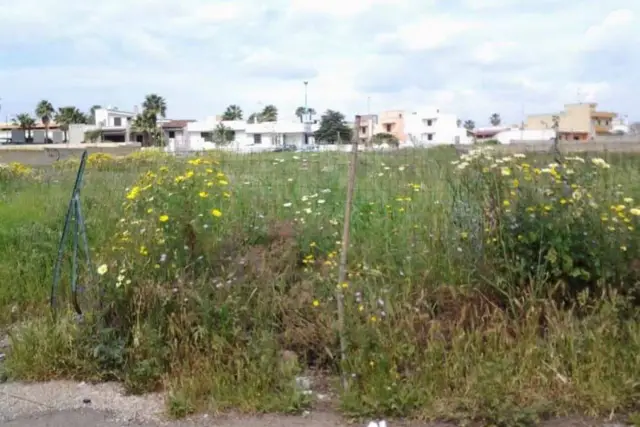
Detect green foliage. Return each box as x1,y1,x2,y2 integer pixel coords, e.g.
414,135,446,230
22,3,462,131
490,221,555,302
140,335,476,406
371,132,399,146
213,123,235,145
490,113,502,126
259,104,278,122
452,148,640,304
84,129,102,143
221,104,243,121
295,106,315,123
314,109,352,144
12,113,36,140
463,119,475,131
35,100,55,127
3,149,640,422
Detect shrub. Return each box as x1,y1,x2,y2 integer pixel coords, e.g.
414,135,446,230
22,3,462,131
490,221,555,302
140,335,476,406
452,147,640,304
0,162,34,181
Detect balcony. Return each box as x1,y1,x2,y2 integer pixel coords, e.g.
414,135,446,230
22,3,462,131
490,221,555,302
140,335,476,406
594,124,611,134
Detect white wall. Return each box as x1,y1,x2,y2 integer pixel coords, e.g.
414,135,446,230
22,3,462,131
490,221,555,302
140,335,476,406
185,119,319,151
94,108,135,128
405,110,472,145
497,129,556,145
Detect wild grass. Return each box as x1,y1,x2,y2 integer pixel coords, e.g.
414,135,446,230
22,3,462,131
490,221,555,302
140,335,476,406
2,147,640,425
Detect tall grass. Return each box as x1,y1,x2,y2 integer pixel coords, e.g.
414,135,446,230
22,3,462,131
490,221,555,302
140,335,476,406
3,148,640,425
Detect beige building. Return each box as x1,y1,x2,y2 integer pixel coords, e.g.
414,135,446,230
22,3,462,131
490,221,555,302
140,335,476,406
525,103,617,141
354,114,378,144
375,110,406,142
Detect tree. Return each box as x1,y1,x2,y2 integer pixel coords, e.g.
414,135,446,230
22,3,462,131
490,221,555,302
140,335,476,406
12,113,36,142
213,123,235,146
247,113,259,124
372,132,399,147
295,106,316,123
142,93,167,127
489,113,501,126
259,104,278,122
88,105,102,125
630,122,640,135
132,109,163,147
314,110,352,144
55,107,87,142
35,100,55,143
221,105,243,121
463,120,475,131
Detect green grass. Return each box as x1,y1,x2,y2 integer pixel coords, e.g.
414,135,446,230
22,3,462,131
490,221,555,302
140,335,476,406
2,147,640,425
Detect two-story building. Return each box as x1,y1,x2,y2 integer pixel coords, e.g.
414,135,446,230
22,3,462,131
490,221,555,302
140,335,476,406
375,110,407,142
526,102,618,141
405,108,472,145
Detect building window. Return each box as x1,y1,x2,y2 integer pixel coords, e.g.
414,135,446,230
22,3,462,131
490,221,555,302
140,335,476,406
253,134,262,144
114,117,122,126
168,131,175,138
201,132,213,142
427,134,433,141
360,126,367,134
427,119,433,126
384,124,393,132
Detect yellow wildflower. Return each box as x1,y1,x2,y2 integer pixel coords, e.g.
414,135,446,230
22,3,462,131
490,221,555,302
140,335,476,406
159,215,169,222
211,209,222,217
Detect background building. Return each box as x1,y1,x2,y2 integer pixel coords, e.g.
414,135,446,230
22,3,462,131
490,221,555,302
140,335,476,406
526,103,618,141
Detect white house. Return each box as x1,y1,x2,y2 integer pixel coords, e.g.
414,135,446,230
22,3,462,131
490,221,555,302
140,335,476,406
94,106,137,128
68,107,139,144
184,118,319,152
494,129,556,144
405,107,472,145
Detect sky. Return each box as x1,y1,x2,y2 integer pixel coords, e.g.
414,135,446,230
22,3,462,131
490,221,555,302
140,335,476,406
0,0,638,126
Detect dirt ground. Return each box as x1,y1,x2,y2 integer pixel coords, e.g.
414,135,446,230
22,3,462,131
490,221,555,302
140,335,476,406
0,380,628,427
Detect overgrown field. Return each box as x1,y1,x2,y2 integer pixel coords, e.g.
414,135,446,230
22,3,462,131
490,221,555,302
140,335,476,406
2,148,640,425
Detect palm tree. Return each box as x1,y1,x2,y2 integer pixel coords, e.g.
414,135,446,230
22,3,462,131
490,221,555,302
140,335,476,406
55,106,87,142
221,105,243,120
463,120,475,131
12,113,36,142
260,104,278,122
35,100,55,143
132,109,164,147
295,106,316,123
142,94,167,125
489,113,501,126
247,113,259,124
88,105,102,124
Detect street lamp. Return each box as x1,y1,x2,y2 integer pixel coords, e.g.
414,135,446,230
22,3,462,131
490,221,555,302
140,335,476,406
303,81,310,144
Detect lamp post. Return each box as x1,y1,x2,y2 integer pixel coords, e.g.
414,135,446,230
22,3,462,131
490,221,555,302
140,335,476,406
304,81,308,120
303,81,309,144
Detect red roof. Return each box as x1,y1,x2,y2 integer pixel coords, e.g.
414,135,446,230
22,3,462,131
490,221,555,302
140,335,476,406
161,120,195,129
473,129,502,138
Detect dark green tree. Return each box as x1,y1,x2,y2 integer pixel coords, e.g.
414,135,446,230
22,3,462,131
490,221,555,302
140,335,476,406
314,110,352,144
222,104,243,120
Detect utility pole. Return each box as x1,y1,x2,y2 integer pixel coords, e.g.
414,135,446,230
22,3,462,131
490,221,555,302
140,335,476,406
304,81,308,117
303,81,309,145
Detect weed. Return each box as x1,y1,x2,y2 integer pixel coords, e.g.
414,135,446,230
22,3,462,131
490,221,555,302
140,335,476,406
2,148,640,423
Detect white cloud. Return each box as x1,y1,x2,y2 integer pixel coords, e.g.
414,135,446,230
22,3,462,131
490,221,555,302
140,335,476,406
583,9,636,49
376,15,476,51
0,0,638,125
288,0,404,17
